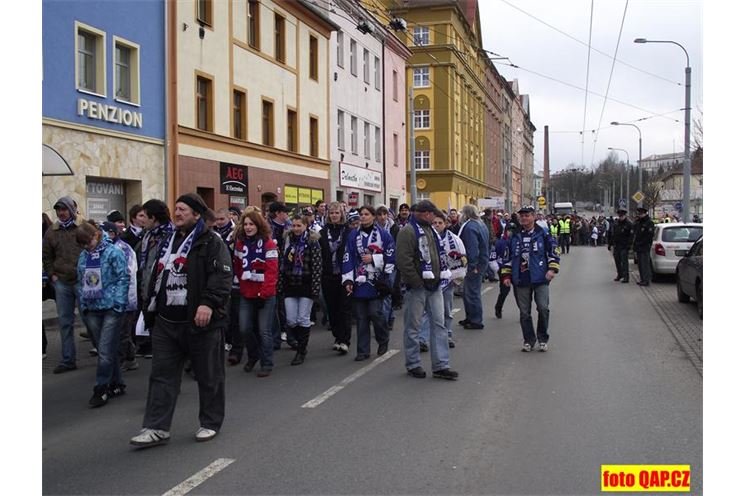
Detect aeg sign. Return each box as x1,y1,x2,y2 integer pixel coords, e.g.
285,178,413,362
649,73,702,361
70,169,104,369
220,163,248,194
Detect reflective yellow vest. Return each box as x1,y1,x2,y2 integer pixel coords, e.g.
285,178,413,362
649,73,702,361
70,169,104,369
550,224,559,238
559,219,571,234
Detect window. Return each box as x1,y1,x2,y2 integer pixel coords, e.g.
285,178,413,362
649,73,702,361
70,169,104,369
309,35,318,81
364,122,370,159
413,67,429,87
337,110,345,150
262,100,274,146
415,150,430,170
337,32,344,68
416,191,430,202
393,133,399,166
287,109,297,152
197,0,212,26
309,117,319,157
374,57,380,90
350,39,357,76
248,0,260,49
232,89,246,139
414,110,430,129
364,194,375,206
196,75,213,131
375,126,381,162
413,26,429,45
393,70,399,101
274,14,285,63
350,116,358,155
363,49,370,83
76,24,105,95
114,38,139,103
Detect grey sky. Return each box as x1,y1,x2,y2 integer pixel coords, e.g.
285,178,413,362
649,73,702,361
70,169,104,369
479,0,703,173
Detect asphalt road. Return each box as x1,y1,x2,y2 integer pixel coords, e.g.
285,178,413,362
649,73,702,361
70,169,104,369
43,246,702,495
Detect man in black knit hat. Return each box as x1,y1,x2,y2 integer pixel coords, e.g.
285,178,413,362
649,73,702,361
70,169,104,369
130,193,232,448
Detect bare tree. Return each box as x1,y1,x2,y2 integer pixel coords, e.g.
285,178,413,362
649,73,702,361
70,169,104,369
693,106,703,150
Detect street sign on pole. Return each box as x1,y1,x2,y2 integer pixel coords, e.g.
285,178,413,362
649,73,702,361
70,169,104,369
632,191,645,204
538,196,546,208
674,201,683,211
618,198,627,209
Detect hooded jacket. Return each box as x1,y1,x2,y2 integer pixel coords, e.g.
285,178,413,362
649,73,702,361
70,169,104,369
76,236,129,312
43,218,84,285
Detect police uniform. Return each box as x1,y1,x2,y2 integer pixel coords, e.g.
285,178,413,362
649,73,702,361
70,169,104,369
608,209,633,282
632,206,655,286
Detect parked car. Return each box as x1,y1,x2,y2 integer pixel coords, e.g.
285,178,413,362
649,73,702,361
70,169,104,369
650,223,703,279
676,236,703,319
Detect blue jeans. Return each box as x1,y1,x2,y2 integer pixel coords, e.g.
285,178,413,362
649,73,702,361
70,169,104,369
514,283,550,345
82,309,124,387
240,297,276,368
53,280,79,366
463,271,484,325
420,284,454,343
382,272,395,325
403,287,449,371
354,298,388,356
284,297,314,328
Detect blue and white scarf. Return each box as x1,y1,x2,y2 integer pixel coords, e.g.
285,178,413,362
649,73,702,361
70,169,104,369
286,231,309,276
148,220,204,309
236,236,269,282
413,221,436,280
140,222,175,268
81,241,107,301
440,230,466,282
60,217,76,230
355,225,384,284
326,224,345,275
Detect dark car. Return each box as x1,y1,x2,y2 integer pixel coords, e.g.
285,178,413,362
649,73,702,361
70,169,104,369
676,236,703,319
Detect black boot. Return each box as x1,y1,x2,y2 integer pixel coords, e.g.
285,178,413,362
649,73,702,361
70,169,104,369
291,326,310,366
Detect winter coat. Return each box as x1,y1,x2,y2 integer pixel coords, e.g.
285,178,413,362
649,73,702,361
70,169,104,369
115,238,139,312
233,235,279,299
76,238,129,313
278,230,322,299
145,228,233,331
609,218,634,249
319,223,351,278
501,226,560,286
457,218,490,274
42,219,84,285
343,224,395,299
395,222,442,290
633,215,655,251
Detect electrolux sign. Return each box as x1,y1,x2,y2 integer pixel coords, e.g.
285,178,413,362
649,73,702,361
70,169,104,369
220,163,248,194
340,163,382,192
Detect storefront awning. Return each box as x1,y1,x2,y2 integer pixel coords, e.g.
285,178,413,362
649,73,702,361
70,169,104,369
42,144,74,176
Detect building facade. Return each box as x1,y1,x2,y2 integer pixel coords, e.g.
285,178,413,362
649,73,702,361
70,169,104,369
390,0,490,209
640,152,684,173
325,0,386,209
42,0,166,220
172,0,336,212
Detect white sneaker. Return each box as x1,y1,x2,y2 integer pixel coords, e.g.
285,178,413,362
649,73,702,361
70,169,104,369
195,427,218,442
224,343,232,352
537,342,548,352
281,332,287,342
332,343,341,351
338,343,349,354
521,342,533,352
130,428,170,448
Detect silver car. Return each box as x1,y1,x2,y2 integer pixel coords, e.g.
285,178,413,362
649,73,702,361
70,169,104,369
650,223,703,279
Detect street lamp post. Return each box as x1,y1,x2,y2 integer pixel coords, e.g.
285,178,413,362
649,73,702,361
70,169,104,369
634,37,691,222
610,121,642,206
608,147,630,210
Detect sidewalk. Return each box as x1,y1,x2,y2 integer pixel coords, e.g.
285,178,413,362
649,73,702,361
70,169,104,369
42,300,98,374
632,270,703,376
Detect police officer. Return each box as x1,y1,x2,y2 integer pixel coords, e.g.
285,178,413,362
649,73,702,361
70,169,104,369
608,208,633,283
558,215,571,254
632,205,655,286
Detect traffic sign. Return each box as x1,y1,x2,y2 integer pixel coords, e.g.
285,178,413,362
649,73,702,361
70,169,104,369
632,191,645,204
618,198,627,209
538,196,546,207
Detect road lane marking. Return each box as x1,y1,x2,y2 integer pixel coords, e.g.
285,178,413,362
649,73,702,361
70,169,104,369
452,307,461,314
301,350,400,409
481,286,493,294
162,458,235,496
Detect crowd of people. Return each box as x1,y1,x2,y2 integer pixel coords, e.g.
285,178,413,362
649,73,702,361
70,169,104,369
42,193,564,449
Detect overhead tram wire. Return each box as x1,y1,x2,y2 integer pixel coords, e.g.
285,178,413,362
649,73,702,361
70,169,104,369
497,0,682,87
581,0,595,168
491,60,680,122
548,108,683,134
590,0,629,167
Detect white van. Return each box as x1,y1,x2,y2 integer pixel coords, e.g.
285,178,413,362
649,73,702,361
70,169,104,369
553,202,574,216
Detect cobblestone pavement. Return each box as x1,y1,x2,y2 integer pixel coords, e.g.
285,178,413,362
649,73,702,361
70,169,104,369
632,270,703,376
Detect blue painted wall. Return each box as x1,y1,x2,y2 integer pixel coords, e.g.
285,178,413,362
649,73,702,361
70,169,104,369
42,0,165,139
